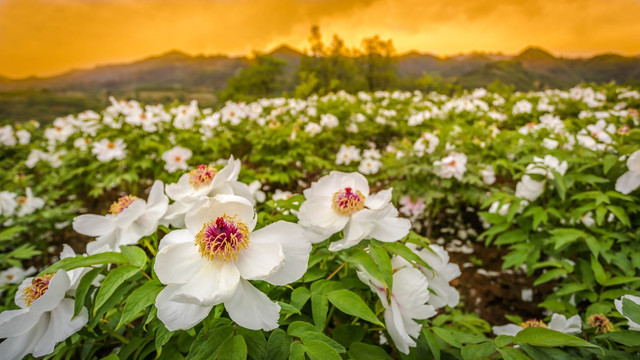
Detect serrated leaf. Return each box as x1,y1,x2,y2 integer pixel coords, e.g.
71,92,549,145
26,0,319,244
326,289,384,326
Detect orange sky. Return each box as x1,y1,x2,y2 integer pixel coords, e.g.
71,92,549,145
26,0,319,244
1,0,639,78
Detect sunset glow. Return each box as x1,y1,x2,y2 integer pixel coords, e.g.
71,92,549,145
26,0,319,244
1,0,639,78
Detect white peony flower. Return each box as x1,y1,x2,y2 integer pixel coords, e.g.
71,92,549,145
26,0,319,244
320,114,339,128
434,152,467,181
0,266,36,287
304,122,322,136
163,156,255,228
161,146,192,173
481,166,496,185
615,294,640,330
154,195,311,331
73,180,168,254
15,130,31,145
335,145,362,165
515,175,545,201
16,188,45,217
91,138,127,162
615,150,640,195
297,171,410,251
358,158,382,175
411,244,461,309
512,100,533,115
0,126,16,146
0,191,18,217
413,132,439,156
493,314,581,336
0,270,88,360
357,256,436,354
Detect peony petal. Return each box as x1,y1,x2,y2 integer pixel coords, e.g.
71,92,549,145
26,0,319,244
365,188,392,210
154,241,207,285
235,242,285,281
29,271,70,313
116,200,146,228
224,279,280,331
391,267,435,320
0,312,49,360
492,324,522,336
0,309,41,338
33,299,88,357
627,150,640,173
72,214,116,237
615,171,640,195
171,261,240,305
165,174,192,201
146,180,168,210
298,196,349,234
367,205,411,243
186,195,257,234
158,229,193,252
384,301,414,355
250,221,312,286
155,286,213,331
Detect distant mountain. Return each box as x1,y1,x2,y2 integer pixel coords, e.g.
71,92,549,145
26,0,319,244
1,46,639,92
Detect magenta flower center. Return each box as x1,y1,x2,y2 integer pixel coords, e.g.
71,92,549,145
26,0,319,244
22,274,54,307
189,164,218,188
195,215,250,262
332,187,365,216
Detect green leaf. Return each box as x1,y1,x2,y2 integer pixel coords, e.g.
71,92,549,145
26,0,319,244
278,301,302,315
117,280,163,329
303,340,342,360
73,267,102,317
331,324,365,348
218,335,247,360
594,330,640,347
326,289,384,326
289,341,305,360
347,342,392,360
498,347,530,360
41,252,129,275
311,294,328,330
422,329,440,360
549,228,588,250
369,244,393,293
382,242,432,270
622,297,640,325
431,327,462,348
461,342,496,360
290,287,311,309
186,325,234,360
120,245,148,268
495,335,515,348
155,323,173,356
590,256,608,285
514,327,602,350
0,226,27,242
266,329,291,360
551,170,566,201
602,154,618,174
606,205,631,227
534,269,567,286
345,249,385,287
236,328,266,360
93,265,141,313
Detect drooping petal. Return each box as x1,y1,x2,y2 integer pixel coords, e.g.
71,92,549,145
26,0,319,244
72,214,116,237
224,279,280,331
154,241,207,285
146,180,168,210
384,301,415,355
155,286,213,331
235,242,285,281
250,221,312,286
615,171,640,195
391,267,435,320
0,312,49,360
171,261,240,306
0,308,40,338
32,299,88,357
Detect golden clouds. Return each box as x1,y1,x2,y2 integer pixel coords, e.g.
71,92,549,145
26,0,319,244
0,0,639,77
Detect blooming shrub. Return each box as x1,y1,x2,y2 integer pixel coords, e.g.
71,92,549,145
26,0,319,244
0,86,640,359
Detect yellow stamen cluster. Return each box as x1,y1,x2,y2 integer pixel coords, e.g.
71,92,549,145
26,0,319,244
189,165,218,188
22,274,54,307
109,195,140,215
588,314,613,334
520,319,547,329
195,215,250,262
331,187,365,216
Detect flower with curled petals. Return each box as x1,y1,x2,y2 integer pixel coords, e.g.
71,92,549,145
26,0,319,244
297,171,410,251
154,194,311,331
0,270,88,360
73,180,168,254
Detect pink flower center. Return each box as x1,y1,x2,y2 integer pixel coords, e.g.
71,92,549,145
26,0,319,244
195,215,250,262
332,187,365,216
189,165,218,188
109,195,139,215
22,274,54,307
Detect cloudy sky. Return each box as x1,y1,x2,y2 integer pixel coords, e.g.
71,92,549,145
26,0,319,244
1,0,639,78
